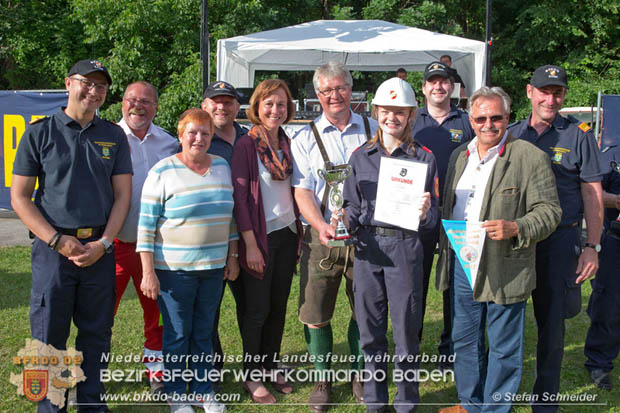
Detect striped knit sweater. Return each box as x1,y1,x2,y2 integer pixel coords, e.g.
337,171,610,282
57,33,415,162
136,154,238,271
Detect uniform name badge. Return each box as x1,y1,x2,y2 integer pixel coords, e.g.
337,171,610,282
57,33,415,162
442,220,486,290
374,157,427,231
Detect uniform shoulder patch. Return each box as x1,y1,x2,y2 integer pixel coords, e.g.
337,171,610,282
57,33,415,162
578,122,591,132
29,116,49,125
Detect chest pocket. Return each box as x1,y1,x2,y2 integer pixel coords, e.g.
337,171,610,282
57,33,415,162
498,187,521,219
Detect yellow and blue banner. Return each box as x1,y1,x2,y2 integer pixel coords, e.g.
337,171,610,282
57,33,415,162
0,91,67,210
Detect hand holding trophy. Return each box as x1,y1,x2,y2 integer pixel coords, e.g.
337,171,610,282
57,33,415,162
318,164,352,247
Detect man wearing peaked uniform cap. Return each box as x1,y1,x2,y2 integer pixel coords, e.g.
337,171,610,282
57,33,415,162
11,59,132,412
201,80,248,379
508,64,603,413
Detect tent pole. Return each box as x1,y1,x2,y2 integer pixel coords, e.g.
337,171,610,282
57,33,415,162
485,0,492,86
200,0,209,92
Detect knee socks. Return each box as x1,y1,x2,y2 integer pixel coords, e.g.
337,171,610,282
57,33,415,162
304,324,333,371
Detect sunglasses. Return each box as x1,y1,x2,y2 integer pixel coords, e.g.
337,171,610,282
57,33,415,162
472,115,505,124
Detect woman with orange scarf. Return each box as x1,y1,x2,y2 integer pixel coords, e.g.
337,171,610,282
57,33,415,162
231,79,302,404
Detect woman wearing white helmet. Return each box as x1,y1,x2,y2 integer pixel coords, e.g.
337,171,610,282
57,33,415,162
341,77,440,412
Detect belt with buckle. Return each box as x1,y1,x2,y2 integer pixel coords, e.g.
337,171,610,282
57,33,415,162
368,226,416,239
55,226,105,239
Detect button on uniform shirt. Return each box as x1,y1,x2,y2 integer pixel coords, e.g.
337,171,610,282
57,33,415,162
453,134,508,221
291,111,378,223
508,115,602,225
413,104,474,201
12,109,132,228
116,119,179,243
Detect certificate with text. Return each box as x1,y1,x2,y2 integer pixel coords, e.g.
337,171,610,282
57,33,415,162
374,157,428,231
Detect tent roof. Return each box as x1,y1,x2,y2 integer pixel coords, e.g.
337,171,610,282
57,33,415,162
217,19,486,92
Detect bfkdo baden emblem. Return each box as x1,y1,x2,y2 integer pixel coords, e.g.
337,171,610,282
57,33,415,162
24,370,48,402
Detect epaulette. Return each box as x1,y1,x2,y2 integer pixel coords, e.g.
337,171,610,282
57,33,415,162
602,146,611,153
577,122,591,132
29,116,49,125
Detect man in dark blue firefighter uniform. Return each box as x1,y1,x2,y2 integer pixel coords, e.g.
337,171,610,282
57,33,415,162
584,143,620,390
508,64,603,412
11,59,132,412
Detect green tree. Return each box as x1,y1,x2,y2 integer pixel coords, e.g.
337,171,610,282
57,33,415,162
1,0,619,127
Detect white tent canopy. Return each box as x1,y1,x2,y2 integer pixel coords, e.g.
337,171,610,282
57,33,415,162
217,19,487,94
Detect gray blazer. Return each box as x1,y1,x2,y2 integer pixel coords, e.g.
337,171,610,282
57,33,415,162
436,134,562,304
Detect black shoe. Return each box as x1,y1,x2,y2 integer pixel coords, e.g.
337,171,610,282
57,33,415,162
309,381,332,412
590,369,612,390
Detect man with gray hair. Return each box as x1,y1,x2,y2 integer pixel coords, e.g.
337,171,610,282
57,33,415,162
436,87,561,413
291,61,377,412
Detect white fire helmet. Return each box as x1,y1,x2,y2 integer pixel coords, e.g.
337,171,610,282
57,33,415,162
371,77,418,107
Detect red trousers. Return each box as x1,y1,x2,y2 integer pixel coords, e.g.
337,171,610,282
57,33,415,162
114,239,163,356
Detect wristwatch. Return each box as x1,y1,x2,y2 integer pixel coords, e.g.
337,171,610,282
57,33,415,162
584,242,601,253
99,238,113,254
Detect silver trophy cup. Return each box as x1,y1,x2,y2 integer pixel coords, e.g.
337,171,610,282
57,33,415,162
318,164,353,247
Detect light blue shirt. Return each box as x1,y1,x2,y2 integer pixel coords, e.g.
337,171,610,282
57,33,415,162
291,111,378,223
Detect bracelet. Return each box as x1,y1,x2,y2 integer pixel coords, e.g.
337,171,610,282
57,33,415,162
51,234,63,251
47,232,61,249
228,253,239,258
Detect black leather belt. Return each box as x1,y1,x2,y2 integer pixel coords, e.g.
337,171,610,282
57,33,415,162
55,226,105,239
368,226,416,239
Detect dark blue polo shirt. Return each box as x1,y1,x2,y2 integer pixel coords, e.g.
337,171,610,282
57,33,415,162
207,122,247,166
343,141,439,234
508,114,602,225
412,104,474,200
599,144,620,227
13,108,132,228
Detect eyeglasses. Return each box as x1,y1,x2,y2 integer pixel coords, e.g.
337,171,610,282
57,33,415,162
124,97,155,106
472,115,505,124
70,77,108,93
317,86,350,97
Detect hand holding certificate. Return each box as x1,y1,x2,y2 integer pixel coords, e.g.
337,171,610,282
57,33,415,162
373,157,428,231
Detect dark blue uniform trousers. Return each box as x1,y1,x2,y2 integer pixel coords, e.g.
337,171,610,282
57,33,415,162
585,231,620,373
30,237,116,413
531,226,581,413
354,227,423,413
451,256,525,413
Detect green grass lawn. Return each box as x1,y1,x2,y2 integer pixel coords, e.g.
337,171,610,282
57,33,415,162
1,245,619,412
